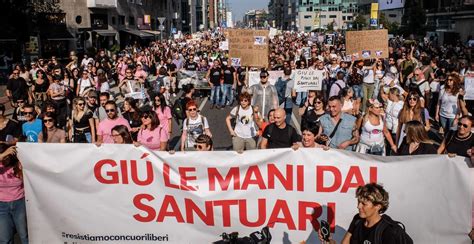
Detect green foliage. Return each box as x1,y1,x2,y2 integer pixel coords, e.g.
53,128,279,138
353,14,367,30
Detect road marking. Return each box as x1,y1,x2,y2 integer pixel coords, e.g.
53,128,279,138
173,97,208,151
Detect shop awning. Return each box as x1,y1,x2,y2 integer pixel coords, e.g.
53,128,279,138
41,26,75,40
121,29,154,39
94,30,117,37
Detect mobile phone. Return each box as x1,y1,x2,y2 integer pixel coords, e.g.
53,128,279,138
320,220,330,242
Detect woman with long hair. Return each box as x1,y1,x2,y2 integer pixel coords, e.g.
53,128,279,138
122,97,141,141
398,120,436,155
435,73,461,133
136,110,167,150
38,112,66,143
69,97,95,143
152,93,172,142
299,91,326,129
356,99,397,156
340,87,356,115
111,125,133,144
32,69,49,106
396,91,430,146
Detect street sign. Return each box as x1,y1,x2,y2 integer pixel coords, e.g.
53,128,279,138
157,17,166,25
159,25,165,31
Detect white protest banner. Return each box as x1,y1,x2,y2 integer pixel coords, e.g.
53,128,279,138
465,76,474,100
18,144,471,244
219,40,229,50
269,28,277,39
294,69,324,91
248,70,283,87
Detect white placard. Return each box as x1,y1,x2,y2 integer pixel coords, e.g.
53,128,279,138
294,69,324,91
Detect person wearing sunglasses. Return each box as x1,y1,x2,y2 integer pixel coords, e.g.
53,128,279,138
355,99,397,156
396,91,430,147
76,70,95,97
97,101,130,144
248,70,278,120
437,115,473,157
136,110,167,151
299,90,325,130
194,134,213,151
38,112,66,143
180,101,211,151
398,120,436,155
69,97,95,143
6,68,29,108
21,104,42,142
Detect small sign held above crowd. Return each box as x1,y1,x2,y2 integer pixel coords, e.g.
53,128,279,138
293,69,324,91
346,29,389,60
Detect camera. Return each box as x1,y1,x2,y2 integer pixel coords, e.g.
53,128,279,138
213,227,272,244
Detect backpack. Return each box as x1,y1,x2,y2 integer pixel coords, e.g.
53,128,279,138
352,214,414,244
330,81,346,97
275,77,288,105
265,123,296,145
230,105,254,129
172,97,186,120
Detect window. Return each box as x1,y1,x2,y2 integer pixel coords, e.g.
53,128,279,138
305,26,312,31
119,15,125,25
91,14,108,29
342,16,346,20
111,16,116,25
304,15,312,19
320,15,326,18
346,16,352,20
129,16,135,25
329,15,337,18
389,14,397,18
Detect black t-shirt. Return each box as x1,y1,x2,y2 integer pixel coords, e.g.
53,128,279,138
222,66,236,85
300,101,324,130
237,67,246,83
262,123,301,149
398,141,437,155
445,132,474,157
209,67,222,86
167,63,177,77
184,61,198,71
73,111,93,132
0,119,21,141
7,77,29,101
87,103,98,113
348,214,398,244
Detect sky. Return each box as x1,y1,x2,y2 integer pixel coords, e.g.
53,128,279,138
228,0,268,22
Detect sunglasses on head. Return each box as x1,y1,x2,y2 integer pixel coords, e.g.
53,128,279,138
105,109,115,113
458,122,469,128
43,118,54,123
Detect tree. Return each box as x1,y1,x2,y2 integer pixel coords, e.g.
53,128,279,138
401,0,426,37
379,12,400,34
353,14,367,30
326,20,336,32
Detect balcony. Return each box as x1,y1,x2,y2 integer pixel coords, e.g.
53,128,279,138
87,0,117,8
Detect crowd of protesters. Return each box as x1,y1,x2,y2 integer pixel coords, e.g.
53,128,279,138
1,29,474,243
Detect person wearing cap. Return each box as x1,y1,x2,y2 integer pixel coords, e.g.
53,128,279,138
355,99,397,156
248,70,278,120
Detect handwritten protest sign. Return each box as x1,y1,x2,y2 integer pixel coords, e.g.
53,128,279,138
465,76,474,100
228,29,269,67
294,69,324,91
177,70,210,89
346,29,389,59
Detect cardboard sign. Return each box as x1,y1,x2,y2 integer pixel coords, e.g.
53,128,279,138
228,29,269,67
294,69,324,91
346,29,389,60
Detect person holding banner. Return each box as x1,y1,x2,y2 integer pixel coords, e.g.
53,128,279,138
180,101,212,151
226,92,258,151
0,144,28,244
136,110,168,151
110,125,133,144
398,120,436,155
301,124,329,149
319,183,406,244
261,108,301,149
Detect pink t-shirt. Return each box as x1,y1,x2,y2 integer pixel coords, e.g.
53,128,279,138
137,127,167,150
98,117,131,143
155,107,172,139
0,165,24,202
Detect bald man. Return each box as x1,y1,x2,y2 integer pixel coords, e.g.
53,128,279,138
260,108,301,149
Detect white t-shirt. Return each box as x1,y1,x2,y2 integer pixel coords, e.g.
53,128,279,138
385,100,404,132
183,115,209,148
363,68,375,84
438,87,458,119
230,106,257,138
78,78,92,96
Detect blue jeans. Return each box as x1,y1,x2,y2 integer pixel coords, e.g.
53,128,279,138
295,91,307,107
210,85,221,105
0,198,28,244
440,116,455,132
220,84,233,106
352,84,363,99
284,97,293,124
